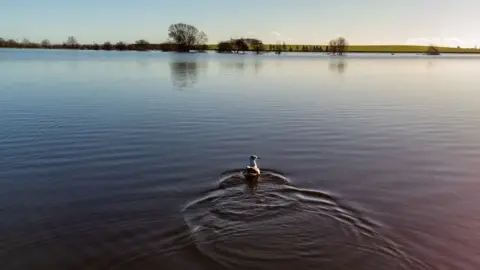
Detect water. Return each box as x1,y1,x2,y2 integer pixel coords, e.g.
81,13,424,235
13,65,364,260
1,49,480,270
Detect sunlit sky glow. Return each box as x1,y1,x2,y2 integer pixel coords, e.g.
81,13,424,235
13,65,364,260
1,0,479,47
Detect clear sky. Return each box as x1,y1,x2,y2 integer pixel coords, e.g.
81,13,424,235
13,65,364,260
1,0,479,47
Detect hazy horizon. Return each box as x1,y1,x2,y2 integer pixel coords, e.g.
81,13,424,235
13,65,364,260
1,0,479,47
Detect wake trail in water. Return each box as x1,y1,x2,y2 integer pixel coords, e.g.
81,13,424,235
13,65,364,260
180,169,433,270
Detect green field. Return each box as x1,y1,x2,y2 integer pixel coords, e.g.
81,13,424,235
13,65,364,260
207,44,480,54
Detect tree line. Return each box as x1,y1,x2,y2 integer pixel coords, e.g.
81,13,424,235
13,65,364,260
0,23,349,55
216,38,348,55
0,36,175,51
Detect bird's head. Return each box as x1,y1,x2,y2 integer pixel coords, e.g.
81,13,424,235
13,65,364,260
249,155,260,161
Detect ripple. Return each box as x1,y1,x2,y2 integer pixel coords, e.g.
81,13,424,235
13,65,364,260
182,169,431,270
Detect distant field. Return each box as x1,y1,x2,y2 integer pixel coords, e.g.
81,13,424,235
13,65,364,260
206,44,480,54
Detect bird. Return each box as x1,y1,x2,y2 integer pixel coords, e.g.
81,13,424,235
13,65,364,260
245,155,261,175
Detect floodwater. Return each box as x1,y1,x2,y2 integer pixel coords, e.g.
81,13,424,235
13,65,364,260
1,49,480,270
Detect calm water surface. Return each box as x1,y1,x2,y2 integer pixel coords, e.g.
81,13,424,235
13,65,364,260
1,49,480,270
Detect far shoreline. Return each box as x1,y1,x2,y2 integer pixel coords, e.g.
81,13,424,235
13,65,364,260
2,46,480,55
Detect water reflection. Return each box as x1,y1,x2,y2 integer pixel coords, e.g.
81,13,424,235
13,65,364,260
218,57,264,76
135,58,152,68
169,55,208,89
220,60,246,72
329,59,347,74
253,59,263,75
170,61,199,89
427,60,436,69
244,174,260,194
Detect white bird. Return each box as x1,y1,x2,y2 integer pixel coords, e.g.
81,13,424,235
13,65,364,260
245,155,261,175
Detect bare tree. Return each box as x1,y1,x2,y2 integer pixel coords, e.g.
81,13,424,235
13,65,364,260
21,38,40,48
328,37,348,55
66,36,78,46
63,36,79,49
168,23,207,52
336,37,348,55
328,40,337,54
41,39,51,48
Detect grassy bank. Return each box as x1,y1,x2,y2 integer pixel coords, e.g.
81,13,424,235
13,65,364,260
343,45,480,53
207,44,480,54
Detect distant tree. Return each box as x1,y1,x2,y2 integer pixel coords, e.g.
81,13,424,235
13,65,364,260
0,38,5,47
41,39,51,48
328,37,348,55
251,39,264,54
234,39,249,53
135,39,150,51
115,42,127,51
102,41,113,51
20,38,40,49
92,43,100,50
65,36,79,48
168,23,207,52
426,45,440,55
282,42,287,51
6,39,17,47
22,38,31,47
336,37,348,55
217,41,234,53
328,40,337,54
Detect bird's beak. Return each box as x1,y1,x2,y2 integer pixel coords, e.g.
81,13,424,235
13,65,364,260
257,157,261,159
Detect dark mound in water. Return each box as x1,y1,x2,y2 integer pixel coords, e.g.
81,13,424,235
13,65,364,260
182,169,430,270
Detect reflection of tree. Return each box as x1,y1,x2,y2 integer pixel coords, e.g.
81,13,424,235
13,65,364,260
235,62,245,70
218,58,263,75
220,60,245,72
329,60,347,74
427,60,436,69
253,59,263,75
136,59,152,68
169,61,199,89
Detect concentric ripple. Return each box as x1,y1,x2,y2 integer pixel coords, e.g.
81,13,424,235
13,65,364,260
182,170,431,270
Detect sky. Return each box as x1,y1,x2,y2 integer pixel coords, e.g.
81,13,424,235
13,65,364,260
1,0,479,47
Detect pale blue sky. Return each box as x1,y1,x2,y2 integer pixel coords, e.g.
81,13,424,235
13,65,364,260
1,0,479,47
